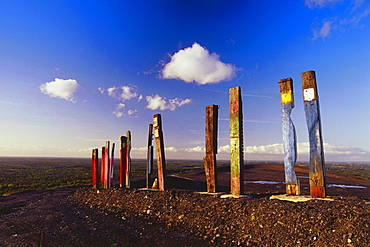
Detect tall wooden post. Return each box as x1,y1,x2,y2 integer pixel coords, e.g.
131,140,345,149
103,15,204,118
146,124,154,188
279,78,300,195
301,71,326,198
109,143,115,187
125,131,131,188
229,86,244,195
153,114,166,191
92,148,98,189
103,141,110,189
100,146,105,188
120,136,127,188
203,105,218,193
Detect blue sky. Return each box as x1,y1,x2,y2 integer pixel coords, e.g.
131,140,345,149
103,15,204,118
0,0,369,161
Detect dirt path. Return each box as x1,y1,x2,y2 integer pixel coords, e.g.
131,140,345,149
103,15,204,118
0,187,209,246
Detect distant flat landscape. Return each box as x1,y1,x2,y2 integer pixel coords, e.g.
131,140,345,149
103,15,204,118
0,157,369,197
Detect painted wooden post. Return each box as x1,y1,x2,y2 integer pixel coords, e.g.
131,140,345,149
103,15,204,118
100,146,105,188
153,114,166,191
229,86,244,195
279,78,300,195
301,70,326,198
103,141,110,189
125,131,132,188
203,105,218,193
120,136,127,188
109,143,115,187
146,124,154,188
92,148,98,189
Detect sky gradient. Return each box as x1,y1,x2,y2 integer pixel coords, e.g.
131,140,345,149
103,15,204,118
1,0,369,161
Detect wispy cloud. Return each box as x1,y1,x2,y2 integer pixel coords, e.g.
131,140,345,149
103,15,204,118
161,42,237,85
0,100,20,106
199,88,273,98
313,21,332,39
305,0,343,9
146,94,192,111
40,78,79,102
307,0,370,39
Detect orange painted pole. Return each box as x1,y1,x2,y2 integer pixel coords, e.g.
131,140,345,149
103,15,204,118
203,105,218,193
154,114,166,191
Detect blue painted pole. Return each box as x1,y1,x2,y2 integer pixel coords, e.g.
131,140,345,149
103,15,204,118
279,78,300,195
301,71,326,198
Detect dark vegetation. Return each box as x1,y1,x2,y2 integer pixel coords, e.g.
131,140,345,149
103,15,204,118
0,157,369,196
0,157,204,196
325,162,370,180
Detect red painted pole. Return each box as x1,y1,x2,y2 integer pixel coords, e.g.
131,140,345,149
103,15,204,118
100,146,105,188
120,136,127,188
92,148,98,189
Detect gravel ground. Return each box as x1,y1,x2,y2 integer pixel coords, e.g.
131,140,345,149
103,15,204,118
70,187,370,246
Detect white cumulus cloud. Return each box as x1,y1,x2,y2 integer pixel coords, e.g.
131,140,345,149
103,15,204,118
112,103,125,118
40,78,79,102
146,94,192,111
107,85,138,101
128,109,138,116
161,43,237,85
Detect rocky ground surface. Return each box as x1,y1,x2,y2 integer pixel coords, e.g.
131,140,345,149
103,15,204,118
0,163,369,246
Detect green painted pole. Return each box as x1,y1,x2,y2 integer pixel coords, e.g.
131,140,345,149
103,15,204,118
229,86,244,195
125,131,131,188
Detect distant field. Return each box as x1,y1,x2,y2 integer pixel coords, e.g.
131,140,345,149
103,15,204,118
0,157,369,196
0,157,204,196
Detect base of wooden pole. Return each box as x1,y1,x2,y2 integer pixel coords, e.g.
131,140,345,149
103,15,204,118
270,194,336,202
286,183,300,196
220,194,253,199
310,186,326,198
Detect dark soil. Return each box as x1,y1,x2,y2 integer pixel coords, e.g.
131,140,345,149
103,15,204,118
1,163,369,246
